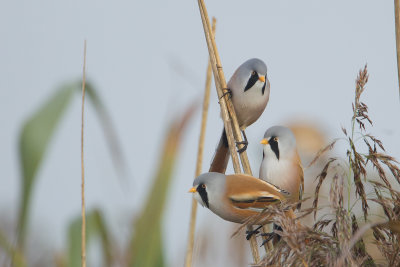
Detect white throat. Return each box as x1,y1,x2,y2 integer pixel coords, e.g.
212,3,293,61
259,149,296,192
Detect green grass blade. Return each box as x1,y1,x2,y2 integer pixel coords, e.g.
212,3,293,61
85,83,127,179
129,105,196,267
17,83,78,248
68,209,112,267
17,80,120,251
0,228,26,267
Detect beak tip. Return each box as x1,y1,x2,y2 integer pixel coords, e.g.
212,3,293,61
188,187,197,193
260,139,268,145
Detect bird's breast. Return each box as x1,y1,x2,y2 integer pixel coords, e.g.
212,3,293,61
259,158,300,200
232,86,269,128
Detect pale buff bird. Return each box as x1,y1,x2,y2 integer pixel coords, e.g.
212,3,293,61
259,126,304,210
189,172,293,225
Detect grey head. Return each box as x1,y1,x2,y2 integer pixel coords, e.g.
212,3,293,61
192,172,226,208
262,126,297,161
228,58,269,95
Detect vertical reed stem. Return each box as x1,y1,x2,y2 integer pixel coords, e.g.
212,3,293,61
395,0,400,98
81,40,87,267
196,0,260,262
184,19,216,267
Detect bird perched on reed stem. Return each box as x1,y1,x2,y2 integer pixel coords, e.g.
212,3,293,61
258,126,304,243
210,58,270,173
259,126,304,210
189,172,293,226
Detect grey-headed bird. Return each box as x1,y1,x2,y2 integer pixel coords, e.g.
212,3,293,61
259,126,304,209
259,126,304,243
189,172,292,225
210,58,270,173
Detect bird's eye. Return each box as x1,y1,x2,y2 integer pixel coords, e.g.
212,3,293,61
274,137,278,142
201,184,206,188
251,71,256,76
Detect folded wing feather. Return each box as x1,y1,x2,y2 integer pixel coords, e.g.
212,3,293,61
225,174,286,211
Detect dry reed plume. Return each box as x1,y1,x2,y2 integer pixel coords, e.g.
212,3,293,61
232,65,400,267
194,2,400,266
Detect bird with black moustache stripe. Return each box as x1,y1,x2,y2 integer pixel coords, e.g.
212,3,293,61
259,126,304,208
189,172,293,225
259,126,304,243
210,58,270,174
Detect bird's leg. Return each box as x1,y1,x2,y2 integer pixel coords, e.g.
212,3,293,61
260,232,276,246
219,88,232,100
260,224,282,246
245,225,263,240
236,130,248,153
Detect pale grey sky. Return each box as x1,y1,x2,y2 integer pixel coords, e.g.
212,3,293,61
1,0,399,266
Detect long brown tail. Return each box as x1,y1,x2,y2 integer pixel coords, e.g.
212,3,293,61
209,128,230,173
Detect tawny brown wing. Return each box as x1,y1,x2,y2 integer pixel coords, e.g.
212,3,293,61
226,174,290,196
225,174,284,211
229,195,281,211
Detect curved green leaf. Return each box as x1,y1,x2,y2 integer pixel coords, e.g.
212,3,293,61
0,228,26,267
129,105,196,267
17,83,78,248
85,83,127,180
68,209,112,267
17,81,126,251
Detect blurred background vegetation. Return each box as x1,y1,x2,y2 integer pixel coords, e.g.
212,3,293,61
1,75,399,266
1,1,400,267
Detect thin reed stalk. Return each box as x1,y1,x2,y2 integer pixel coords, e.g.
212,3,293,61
80,40,87,267
196,0,260,262
197,4,240,173
184,18,216,267
395,0,400,98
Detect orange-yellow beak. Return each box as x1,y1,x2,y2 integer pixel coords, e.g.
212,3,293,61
260,138,269,145
258,75,266,83
188,187,197,193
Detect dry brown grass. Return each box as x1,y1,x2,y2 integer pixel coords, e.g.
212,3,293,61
231,65,400,267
